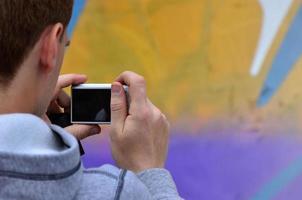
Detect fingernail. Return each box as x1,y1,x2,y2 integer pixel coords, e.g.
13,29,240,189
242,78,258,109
91,127,100,135
112,84,121,95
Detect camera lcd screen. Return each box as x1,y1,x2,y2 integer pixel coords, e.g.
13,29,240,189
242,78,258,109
72,88,111,124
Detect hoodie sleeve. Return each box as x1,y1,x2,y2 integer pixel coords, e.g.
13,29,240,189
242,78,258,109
116,168,182,200
79,165,182,200
136,168,183,200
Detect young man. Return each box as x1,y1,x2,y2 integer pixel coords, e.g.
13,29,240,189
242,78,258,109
0,0,182,199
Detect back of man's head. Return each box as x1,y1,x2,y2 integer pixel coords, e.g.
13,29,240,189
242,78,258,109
0,0,74,87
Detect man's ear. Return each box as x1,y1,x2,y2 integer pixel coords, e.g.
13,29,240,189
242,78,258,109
40,23,64,73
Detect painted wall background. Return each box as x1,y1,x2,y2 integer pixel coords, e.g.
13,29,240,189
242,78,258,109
62,0,302,199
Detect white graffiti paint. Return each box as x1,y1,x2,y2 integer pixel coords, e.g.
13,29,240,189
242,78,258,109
250,0,293,76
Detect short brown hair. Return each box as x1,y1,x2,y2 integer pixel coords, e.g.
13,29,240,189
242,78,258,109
0,0,74,86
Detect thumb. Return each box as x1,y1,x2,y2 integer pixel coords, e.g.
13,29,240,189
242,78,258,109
111,82,127,133
65,124,101,140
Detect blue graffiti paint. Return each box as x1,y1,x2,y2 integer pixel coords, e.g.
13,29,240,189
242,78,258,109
67,0,86,37
251,157,302,200
257,6,302,107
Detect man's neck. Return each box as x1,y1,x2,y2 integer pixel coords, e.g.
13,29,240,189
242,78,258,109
0,63,37,115
0,84,35,115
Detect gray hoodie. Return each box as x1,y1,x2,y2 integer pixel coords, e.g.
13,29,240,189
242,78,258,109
0,114,182,200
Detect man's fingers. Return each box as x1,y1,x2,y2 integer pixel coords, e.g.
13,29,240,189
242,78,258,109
55,74,87,95
49,74,86,113
65,124,101,140
57,74,87,88
115,71,147,112
111,82,127,135
47,100,62,114
57,90,71,112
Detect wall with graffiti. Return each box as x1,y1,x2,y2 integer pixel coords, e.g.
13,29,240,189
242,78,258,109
63,0,302,199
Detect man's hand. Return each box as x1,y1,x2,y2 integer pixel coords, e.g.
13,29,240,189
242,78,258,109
110,71,170,173
44,74,101,140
